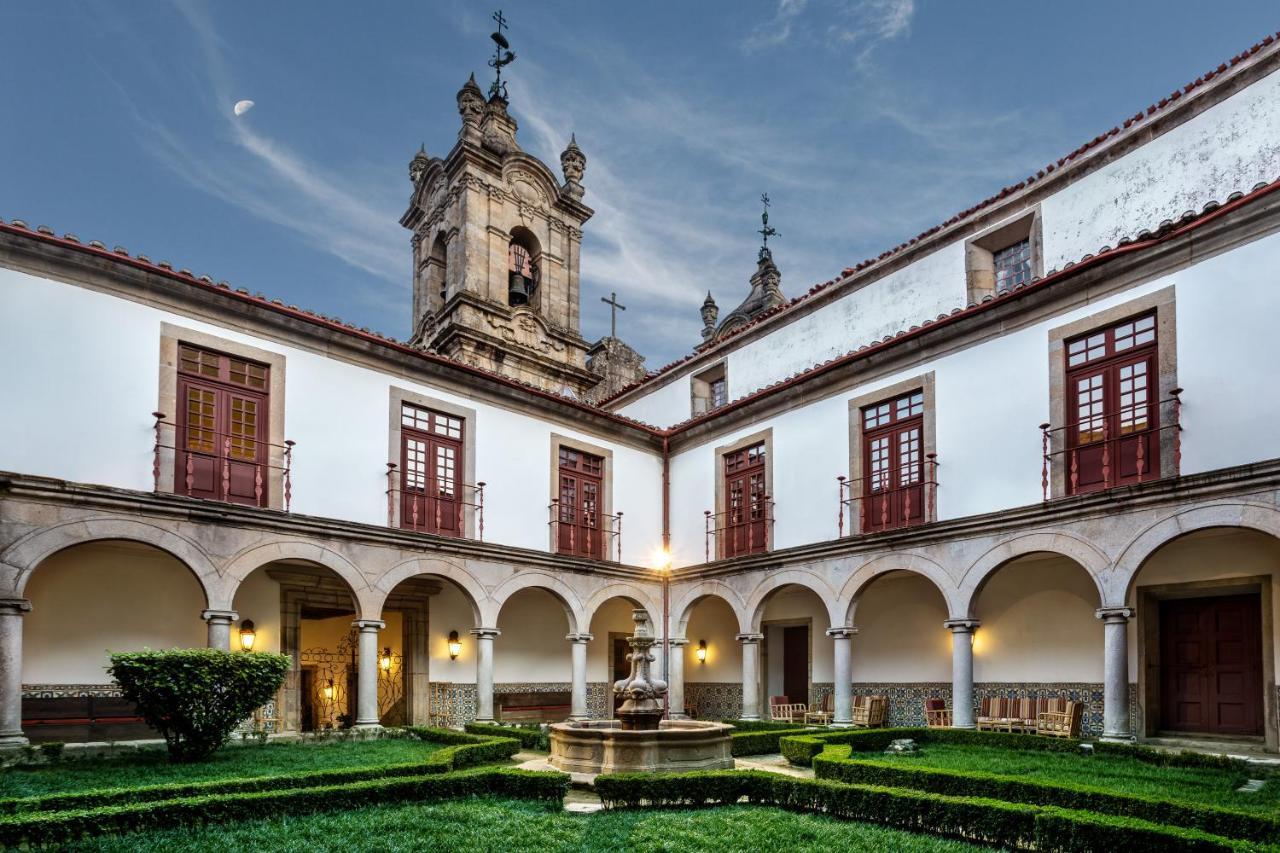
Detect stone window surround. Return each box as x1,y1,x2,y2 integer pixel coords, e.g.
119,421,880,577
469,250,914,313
1046,286,1177,499
712,427,775,559
548,433,616,555
964,205,1043,303
156,323,288,510
387,387,480,539
1134,574,1275,749
690,359,728,417
845,372,937,535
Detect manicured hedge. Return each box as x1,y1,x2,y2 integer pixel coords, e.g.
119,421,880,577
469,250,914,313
593,770,1257,852
0,767,566,848
778,726,1259,772
814,745,1279,844
0,729,519,816
464,722,545,749
722,721,823,757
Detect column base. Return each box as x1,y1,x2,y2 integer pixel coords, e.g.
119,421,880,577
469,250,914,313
950,724,977,730
354,722,384,731
474,716,495,724
1099,733,1137,744
0,733,29,749
568,714,591,722
740,714,760,721
828,721,853,729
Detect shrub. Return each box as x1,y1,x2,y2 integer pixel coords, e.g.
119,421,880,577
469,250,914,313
107,649,289,763
593,771,1252,852
730,726,822,757
464,722,547,750
0,768,567,848
813,745,1279,844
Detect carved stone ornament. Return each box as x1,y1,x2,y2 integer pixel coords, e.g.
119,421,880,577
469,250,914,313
485,310,566,355
560,134,586,193
457,74,485,129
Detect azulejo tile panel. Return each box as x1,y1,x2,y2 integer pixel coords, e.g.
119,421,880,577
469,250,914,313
685,682,742,720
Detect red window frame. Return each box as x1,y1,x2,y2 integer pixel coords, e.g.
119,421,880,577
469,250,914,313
176,344,269,507
861,390,925,532
722,442,768,558
399,404,464,537
557,447,605,559
1064,312,1159,494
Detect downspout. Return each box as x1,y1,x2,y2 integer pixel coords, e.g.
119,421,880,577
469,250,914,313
662,434,671,717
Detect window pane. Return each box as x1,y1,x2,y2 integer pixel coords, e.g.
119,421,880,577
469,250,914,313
899,427,921,486
993,238,1032,291
1118,360,1150,434
869,436,890,492
1074,374,1105,443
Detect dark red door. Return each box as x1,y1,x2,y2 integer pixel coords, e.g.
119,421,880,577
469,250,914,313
1160,595,1263,736
861,391,924,532
399,405,463,536
723,443,767,557
557,448,604,559
176,344,268,507
612,637,630,713
782,625,809,704
1065,314,1160,494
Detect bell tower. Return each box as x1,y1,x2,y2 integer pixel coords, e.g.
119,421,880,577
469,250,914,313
400,19,597,396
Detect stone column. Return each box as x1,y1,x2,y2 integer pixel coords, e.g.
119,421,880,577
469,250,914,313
1097,606,1135,742
567,633,593,720
0,599,31,748
201,609,238,651
945,619,979,729
736,633,764,720
470,627,500,723
666,638,689,719
353,620,386,728
827,627,857,726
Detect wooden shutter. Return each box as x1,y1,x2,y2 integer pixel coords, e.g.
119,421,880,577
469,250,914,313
400,405,464,537
722,442,767,557
557,447,604,559
176,344,268,507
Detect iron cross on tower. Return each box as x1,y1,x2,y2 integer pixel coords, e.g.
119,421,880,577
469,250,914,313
601,291,626,338
758,192,779,261
488,10,516,101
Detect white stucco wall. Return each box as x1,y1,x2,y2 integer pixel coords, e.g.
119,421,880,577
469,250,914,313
617,64,1280,427
429,583,479,682
0,267,662,562
493,587,572,683
684,596,741,683
852,572,951,683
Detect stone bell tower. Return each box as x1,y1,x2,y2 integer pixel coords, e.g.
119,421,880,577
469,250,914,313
400,70,598,396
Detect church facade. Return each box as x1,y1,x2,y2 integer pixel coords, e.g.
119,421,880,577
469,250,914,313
2,33,1280,749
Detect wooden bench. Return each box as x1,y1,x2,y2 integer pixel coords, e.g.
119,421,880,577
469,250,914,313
976,696,1084,738
21,695,153,742
769,695,807,723
850,695,886,728
495,691,571,723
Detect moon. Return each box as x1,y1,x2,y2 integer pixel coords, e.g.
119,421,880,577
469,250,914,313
233,100,255,117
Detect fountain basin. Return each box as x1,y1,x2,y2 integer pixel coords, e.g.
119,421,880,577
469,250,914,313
549,719,734,775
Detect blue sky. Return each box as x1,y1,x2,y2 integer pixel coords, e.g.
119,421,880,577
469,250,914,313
2,2,1276,367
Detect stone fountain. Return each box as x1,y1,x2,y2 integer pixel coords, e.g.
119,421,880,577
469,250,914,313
548,609,733,776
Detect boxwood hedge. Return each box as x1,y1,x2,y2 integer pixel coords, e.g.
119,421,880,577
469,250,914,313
814,744,1279,844
464,722,547,750
721,720,824,757
593,770,1259,852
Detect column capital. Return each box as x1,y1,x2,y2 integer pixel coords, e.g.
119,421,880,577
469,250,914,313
826,626,858,639
0,599,32,615
566,632,594,643
201,609,238,625
943,618,980,633
469,627,501,639
1096,606,1134,622
735,632,764,644
353,619,386,632
664,637,690,647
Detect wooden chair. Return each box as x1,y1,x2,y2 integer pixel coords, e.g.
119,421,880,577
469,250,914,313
805,693,834,725
1036,700,1083,738
769,695,807,723
850,695,886,728
923,697,951,728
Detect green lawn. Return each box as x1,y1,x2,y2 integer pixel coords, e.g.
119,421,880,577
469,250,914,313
865,742,1277,814
0,738,444,799
63,797,984,853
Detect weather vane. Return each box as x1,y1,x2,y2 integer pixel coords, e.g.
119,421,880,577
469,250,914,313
758,193,779,261
488,9,516,101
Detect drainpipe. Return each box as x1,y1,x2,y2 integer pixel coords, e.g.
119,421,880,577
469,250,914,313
662,435,671,718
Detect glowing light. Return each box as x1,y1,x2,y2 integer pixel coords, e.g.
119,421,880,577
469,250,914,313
238,619,256,651
379,647,393,671
447,630,462,660
695,639,707,663
651,547,673,573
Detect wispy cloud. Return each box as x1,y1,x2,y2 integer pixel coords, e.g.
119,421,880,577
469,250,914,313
742,0,810,52
744,0,915,57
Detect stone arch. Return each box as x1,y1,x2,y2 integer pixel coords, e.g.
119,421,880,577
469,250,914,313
2,518,218,606
671,580,749,638
744,569,842,633
218,540,373,617
1114,501,1280,604
584,583,662,632
959,532,1109,616
838,552,960,624
488,571,587,634
372,557,488,625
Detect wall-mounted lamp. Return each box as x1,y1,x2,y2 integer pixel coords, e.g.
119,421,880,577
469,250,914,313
238,619,256,651
379,647,393,671
323,679,335,701
651,547,673,573
695,639,707,664
448,630,462,660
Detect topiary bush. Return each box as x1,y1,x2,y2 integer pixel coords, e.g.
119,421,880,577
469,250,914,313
108,649,289,763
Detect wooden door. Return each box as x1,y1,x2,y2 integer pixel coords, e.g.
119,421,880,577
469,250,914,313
782,625,809,704
723,443,767,557
400,405,464,537
176,345,268,507
1159,595,1263,736
612,637,631,713
557,448,605,559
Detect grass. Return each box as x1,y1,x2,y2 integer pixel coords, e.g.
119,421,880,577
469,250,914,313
865,742,1278,814
62,797,985,853
0,738,444,799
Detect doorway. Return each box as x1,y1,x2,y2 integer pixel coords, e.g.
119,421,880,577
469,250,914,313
763,620,811,706
1158,594,1263,736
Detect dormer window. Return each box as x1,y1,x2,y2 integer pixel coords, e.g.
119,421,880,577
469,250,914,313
507,229,541,310
965,207,1042,303
691,362,728,416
